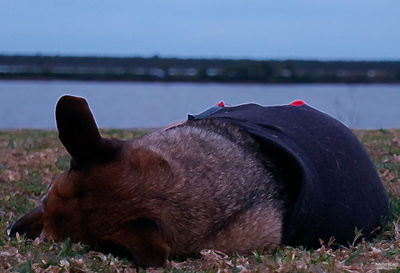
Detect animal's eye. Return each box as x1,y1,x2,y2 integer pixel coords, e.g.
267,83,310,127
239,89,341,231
51,213,66,231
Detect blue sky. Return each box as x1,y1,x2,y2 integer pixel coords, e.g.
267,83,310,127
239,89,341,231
1,0,399,60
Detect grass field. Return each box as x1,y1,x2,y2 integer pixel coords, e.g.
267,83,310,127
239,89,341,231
1,129,400,273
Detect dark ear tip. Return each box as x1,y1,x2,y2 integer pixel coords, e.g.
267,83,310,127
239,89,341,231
56,95,88,113
56,95,94,130
57,95,85,103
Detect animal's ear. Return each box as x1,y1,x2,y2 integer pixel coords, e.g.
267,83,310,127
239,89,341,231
56,95,121,168
7,206,43,239
99,218,170,268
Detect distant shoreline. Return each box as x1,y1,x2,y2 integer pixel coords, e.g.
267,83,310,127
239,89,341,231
1,54,400,84
1,75,400,85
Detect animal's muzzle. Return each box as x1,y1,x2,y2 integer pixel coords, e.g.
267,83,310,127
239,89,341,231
6,206,44,239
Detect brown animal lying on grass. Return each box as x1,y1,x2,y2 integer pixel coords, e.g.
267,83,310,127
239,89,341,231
8,95,389,268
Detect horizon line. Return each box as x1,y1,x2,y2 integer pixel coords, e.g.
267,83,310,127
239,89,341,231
1,52,400,63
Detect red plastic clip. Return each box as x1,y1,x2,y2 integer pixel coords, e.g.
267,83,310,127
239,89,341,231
217,101,225,107
290,100,305,106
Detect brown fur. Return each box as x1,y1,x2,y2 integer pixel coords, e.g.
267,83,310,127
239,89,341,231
9,95,283,268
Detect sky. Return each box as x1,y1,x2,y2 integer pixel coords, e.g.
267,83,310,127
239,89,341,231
1,0,399,60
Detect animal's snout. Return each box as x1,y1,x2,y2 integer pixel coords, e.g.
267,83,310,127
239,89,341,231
6,206,44,240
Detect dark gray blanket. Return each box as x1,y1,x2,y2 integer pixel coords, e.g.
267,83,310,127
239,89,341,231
190,102,389,248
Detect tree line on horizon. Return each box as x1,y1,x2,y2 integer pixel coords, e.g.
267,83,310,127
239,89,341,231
0,55,399,83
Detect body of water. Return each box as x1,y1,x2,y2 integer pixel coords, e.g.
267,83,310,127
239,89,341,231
0,80,399,129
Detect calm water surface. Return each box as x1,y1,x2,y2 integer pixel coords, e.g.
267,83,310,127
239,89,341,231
0,80,399,129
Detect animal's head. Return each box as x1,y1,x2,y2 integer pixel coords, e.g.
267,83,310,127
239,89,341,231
7,95,171,268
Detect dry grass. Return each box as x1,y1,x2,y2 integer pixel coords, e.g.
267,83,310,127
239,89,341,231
1,129,400,273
